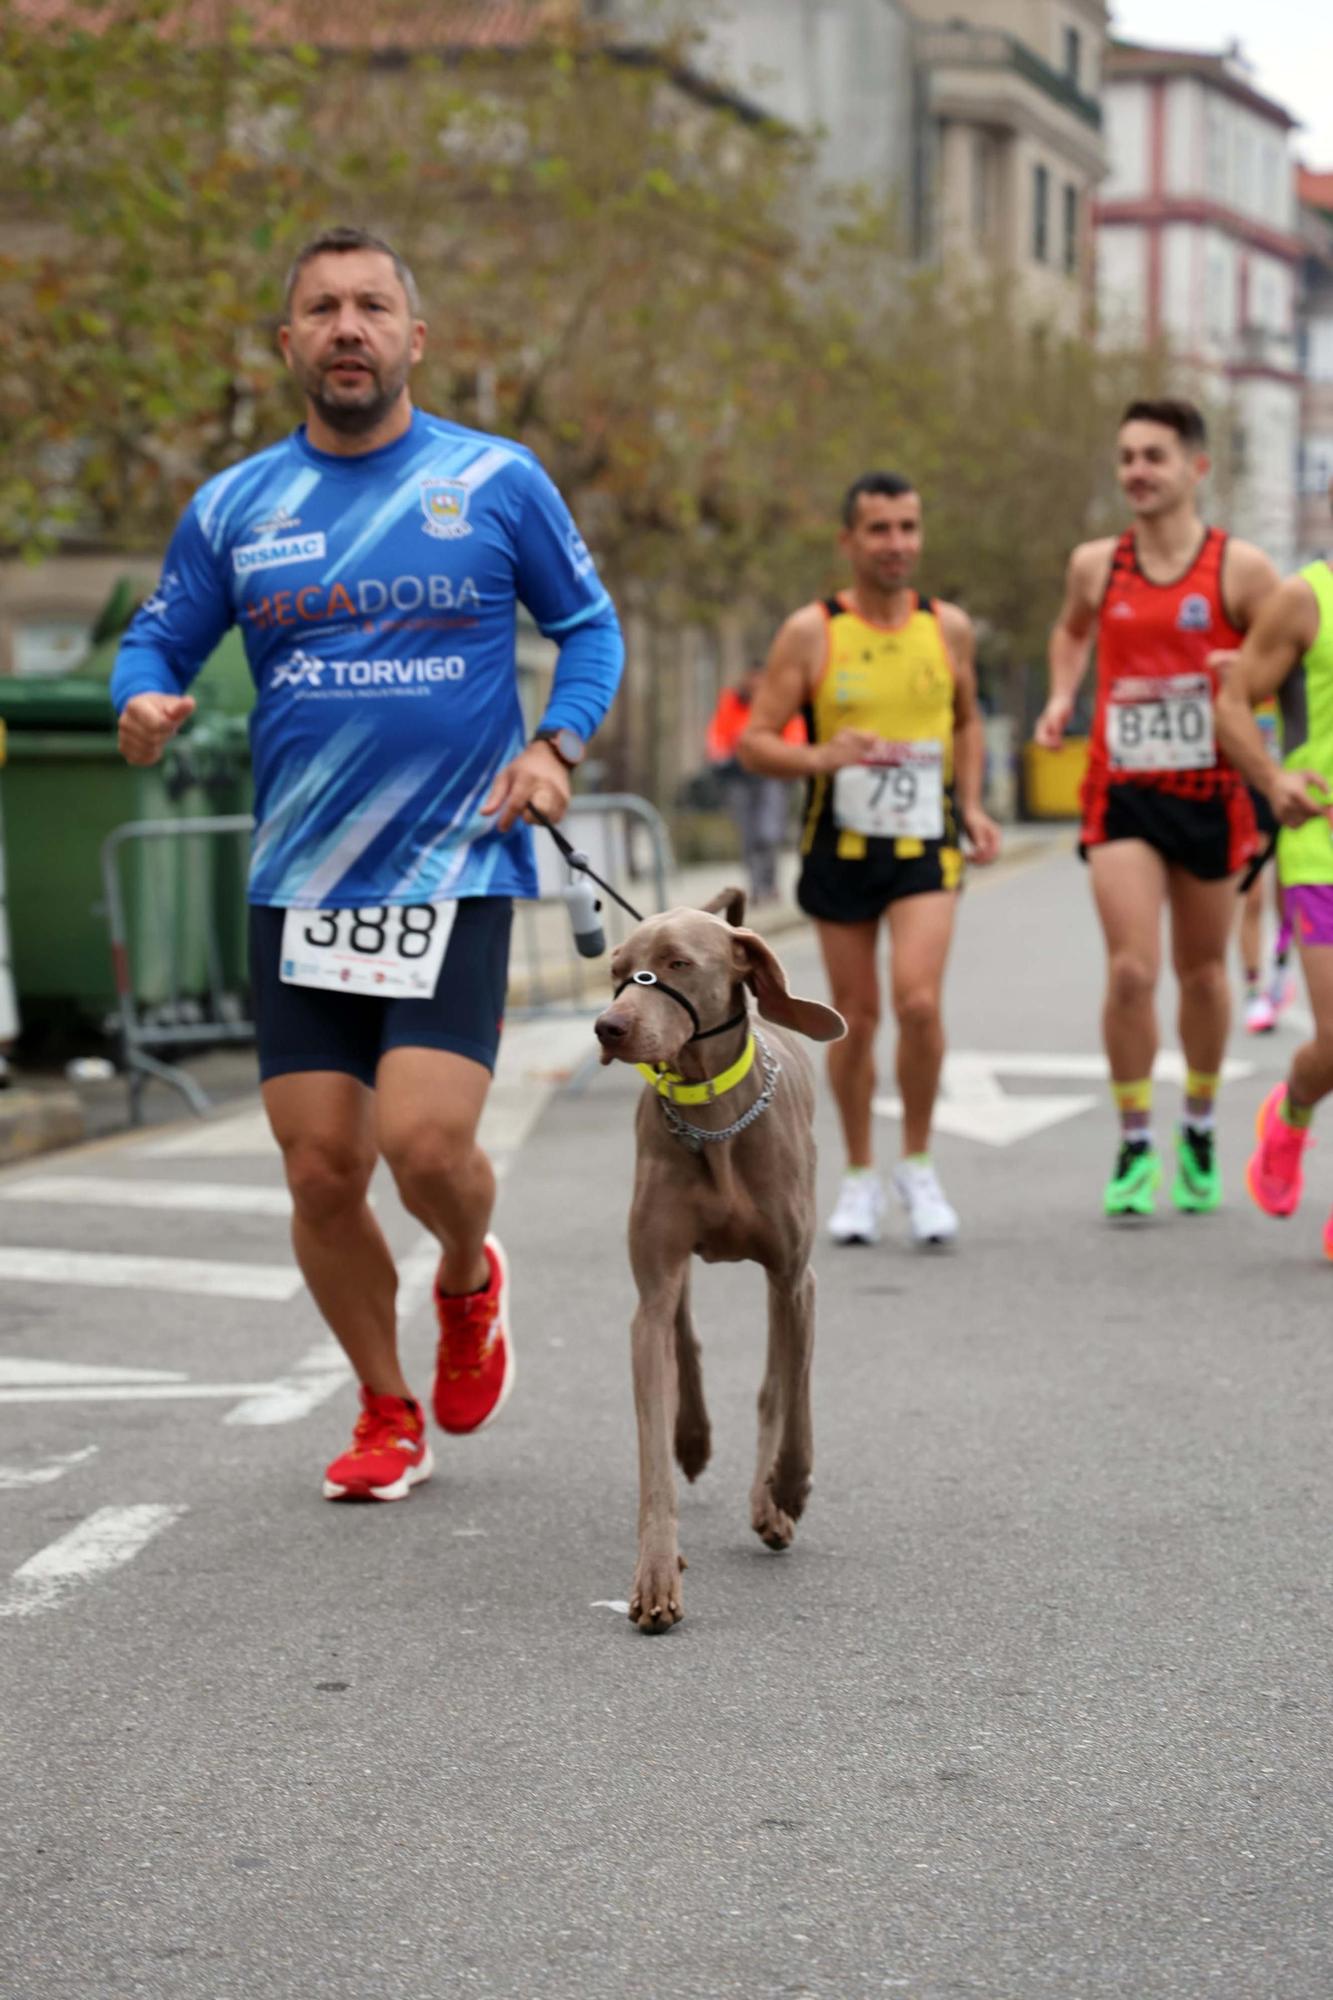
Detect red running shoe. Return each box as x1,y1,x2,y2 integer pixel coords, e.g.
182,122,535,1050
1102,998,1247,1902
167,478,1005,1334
323,1389,432,1502
1245,1083,1311,1219
433,1234,515,1435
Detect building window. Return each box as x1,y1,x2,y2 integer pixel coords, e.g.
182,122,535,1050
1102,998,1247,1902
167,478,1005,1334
1063,183,1079,275
1063,25,1081,87
1032,163,1049,263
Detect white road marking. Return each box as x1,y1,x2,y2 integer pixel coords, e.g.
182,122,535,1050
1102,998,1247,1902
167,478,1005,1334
0,1504,186,1620
0,1446,98,1490
144,1108,277,1158
0,1359,186,1389
875,1050,1255,1148
0,1247,302,1301
226,1234,440,1426
0,1384,273,1405
225,1339,351,1427
0,1176,294,1217
592,1599,631,1615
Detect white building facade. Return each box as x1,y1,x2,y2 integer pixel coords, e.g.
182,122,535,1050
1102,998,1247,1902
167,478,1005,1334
1095,43,1302,572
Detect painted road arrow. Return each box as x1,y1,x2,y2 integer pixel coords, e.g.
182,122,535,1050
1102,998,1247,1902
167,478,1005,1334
875,1050,1254,1149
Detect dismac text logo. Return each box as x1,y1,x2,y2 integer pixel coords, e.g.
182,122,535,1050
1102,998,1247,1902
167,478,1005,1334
233,532,327,576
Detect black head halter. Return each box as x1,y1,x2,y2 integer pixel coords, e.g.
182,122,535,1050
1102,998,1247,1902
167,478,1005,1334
613,969,746,1044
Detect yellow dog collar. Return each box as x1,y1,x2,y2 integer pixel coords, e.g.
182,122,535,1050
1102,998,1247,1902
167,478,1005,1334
637,1034,756,1106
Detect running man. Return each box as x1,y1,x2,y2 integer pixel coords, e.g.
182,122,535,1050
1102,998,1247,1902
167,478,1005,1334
112,226,623,1499
739,471,1001,1249
1036,398,1278,1218
1236,700,1294,1034
1214,525,1333,1249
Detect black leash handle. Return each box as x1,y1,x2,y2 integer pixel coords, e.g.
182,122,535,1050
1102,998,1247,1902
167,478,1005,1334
529,806,646,924
1238,831,1277,896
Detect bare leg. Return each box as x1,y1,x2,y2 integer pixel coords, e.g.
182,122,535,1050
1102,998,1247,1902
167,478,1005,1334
262,1071,404,1397
1288,945,1333,1112
814,917,881,1168
376,1047,495,1295
885,891,958,1157
1238,871,1265,983
1168,869,1237,1083
750,1264,815,1551
1089,842,1168,1084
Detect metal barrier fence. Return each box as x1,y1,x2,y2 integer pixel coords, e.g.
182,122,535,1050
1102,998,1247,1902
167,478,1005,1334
100,796,674,1122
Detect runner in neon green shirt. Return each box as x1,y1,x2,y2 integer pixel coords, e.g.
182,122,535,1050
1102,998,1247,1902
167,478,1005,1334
1215,539,1333,1252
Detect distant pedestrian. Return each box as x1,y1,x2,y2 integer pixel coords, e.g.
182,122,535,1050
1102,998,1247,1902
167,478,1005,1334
706,667,802,906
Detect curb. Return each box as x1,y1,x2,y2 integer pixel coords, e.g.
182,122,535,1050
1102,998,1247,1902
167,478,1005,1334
0,1088,87,1166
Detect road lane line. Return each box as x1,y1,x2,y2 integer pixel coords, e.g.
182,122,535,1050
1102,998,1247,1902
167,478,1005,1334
0,1176,294,1217
0,1446,99,1490
144,1109,277,1158
0,1504,186,1619
0,1247,302,1301
0,1383,274,1405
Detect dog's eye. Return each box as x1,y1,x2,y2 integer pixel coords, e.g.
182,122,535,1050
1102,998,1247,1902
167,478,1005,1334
668,959,692,971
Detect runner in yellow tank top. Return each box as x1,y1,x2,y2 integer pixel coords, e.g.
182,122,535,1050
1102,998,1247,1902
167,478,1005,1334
739,471,1001,1250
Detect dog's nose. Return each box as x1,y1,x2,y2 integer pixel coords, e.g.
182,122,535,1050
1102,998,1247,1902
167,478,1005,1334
595,1012,630,1047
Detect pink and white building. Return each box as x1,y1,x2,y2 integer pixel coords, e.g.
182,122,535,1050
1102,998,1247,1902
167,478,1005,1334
1095,41,1302,572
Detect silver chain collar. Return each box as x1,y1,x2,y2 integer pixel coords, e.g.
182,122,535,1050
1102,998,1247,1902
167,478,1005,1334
658,1029,781,1154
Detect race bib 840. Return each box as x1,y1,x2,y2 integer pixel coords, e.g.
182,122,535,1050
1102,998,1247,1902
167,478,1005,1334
1107,674,1216,773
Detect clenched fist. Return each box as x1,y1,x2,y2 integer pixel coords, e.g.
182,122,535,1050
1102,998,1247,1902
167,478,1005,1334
118,694,197,767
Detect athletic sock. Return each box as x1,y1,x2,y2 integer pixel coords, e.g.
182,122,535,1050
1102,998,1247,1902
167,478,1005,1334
1280,1091,1314,1131
1184,1069,1220,1123
1111,1078,1153,1144
1182,1110,1215,1137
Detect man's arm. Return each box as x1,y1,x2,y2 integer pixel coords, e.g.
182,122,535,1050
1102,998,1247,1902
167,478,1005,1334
1214,576,1326,827
738,606,879,778
111,507,234,766
938,602,1001,865
1035,539,1113,749
487,461,625,832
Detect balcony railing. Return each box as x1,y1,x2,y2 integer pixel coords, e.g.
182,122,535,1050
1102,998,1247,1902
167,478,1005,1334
916,23,1103,132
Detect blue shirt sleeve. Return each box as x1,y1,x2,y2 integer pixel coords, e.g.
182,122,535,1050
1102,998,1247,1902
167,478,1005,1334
514,457,624,743
109,506,234,715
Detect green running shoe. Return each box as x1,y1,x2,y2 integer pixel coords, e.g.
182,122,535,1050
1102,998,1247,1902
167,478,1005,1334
1172,1123,1221,1213
1104,1139,1162,1218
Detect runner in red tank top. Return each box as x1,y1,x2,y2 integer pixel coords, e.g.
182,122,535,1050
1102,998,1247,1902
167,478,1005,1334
1034,398,1279,1220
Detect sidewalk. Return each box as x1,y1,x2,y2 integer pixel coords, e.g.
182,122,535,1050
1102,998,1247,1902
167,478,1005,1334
0,824,1069,1161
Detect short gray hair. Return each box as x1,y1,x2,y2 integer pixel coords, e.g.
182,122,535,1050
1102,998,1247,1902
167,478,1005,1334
283,226,422,317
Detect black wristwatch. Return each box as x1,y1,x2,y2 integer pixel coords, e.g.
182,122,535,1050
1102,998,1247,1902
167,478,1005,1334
532,725,586,769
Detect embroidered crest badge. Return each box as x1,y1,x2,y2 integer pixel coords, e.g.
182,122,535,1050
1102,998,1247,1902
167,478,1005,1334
421,479,472,541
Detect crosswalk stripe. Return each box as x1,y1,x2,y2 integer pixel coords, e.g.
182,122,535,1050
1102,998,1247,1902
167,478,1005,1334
0,1247,302,1302
0,1447,99,1491
0,1176,293,1217
0,1504,186,1619
0,1384,273,1405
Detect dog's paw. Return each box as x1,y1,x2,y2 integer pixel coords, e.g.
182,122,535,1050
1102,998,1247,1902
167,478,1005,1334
751,1463,810,1551
629,1551,686,1633
750,1486,797,1551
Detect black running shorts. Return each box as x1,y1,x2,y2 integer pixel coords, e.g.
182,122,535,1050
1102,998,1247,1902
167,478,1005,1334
249,897,512,1086
1078,784,1253,882
797,839,963,925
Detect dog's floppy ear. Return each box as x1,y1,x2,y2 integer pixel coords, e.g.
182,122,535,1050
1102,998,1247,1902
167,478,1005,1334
732,929,846,1042
702,885,746,928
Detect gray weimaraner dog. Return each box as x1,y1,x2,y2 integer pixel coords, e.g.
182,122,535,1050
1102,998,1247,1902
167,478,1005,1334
593,888,845,1633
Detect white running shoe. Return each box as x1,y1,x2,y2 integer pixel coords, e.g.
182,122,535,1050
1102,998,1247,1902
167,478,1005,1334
1244,989,1277,1035
827,1172,886,1245
892,1159,959,1248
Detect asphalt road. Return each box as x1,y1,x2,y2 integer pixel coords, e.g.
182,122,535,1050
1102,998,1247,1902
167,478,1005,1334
3,840,1331,2000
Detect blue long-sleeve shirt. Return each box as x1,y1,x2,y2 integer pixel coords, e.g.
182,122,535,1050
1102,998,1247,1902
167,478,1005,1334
111,409,624,907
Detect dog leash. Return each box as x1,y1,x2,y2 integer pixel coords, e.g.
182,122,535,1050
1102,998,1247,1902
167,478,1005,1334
530,806,646,924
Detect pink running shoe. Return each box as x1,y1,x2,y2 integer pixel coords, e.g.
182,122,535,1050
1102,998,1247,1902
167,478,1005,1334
1323,1210,1333,1263
1244,990,1277,1035
1245,1084,1311,1218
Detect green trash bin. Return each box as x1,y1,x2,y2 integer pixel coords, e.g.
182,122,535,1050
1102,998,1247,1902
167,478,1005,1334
0,659,253,1033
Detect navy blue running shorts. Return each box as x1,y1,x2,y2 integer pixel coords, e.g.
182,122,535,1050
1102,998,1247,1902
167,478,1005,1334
249,897,512,1087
